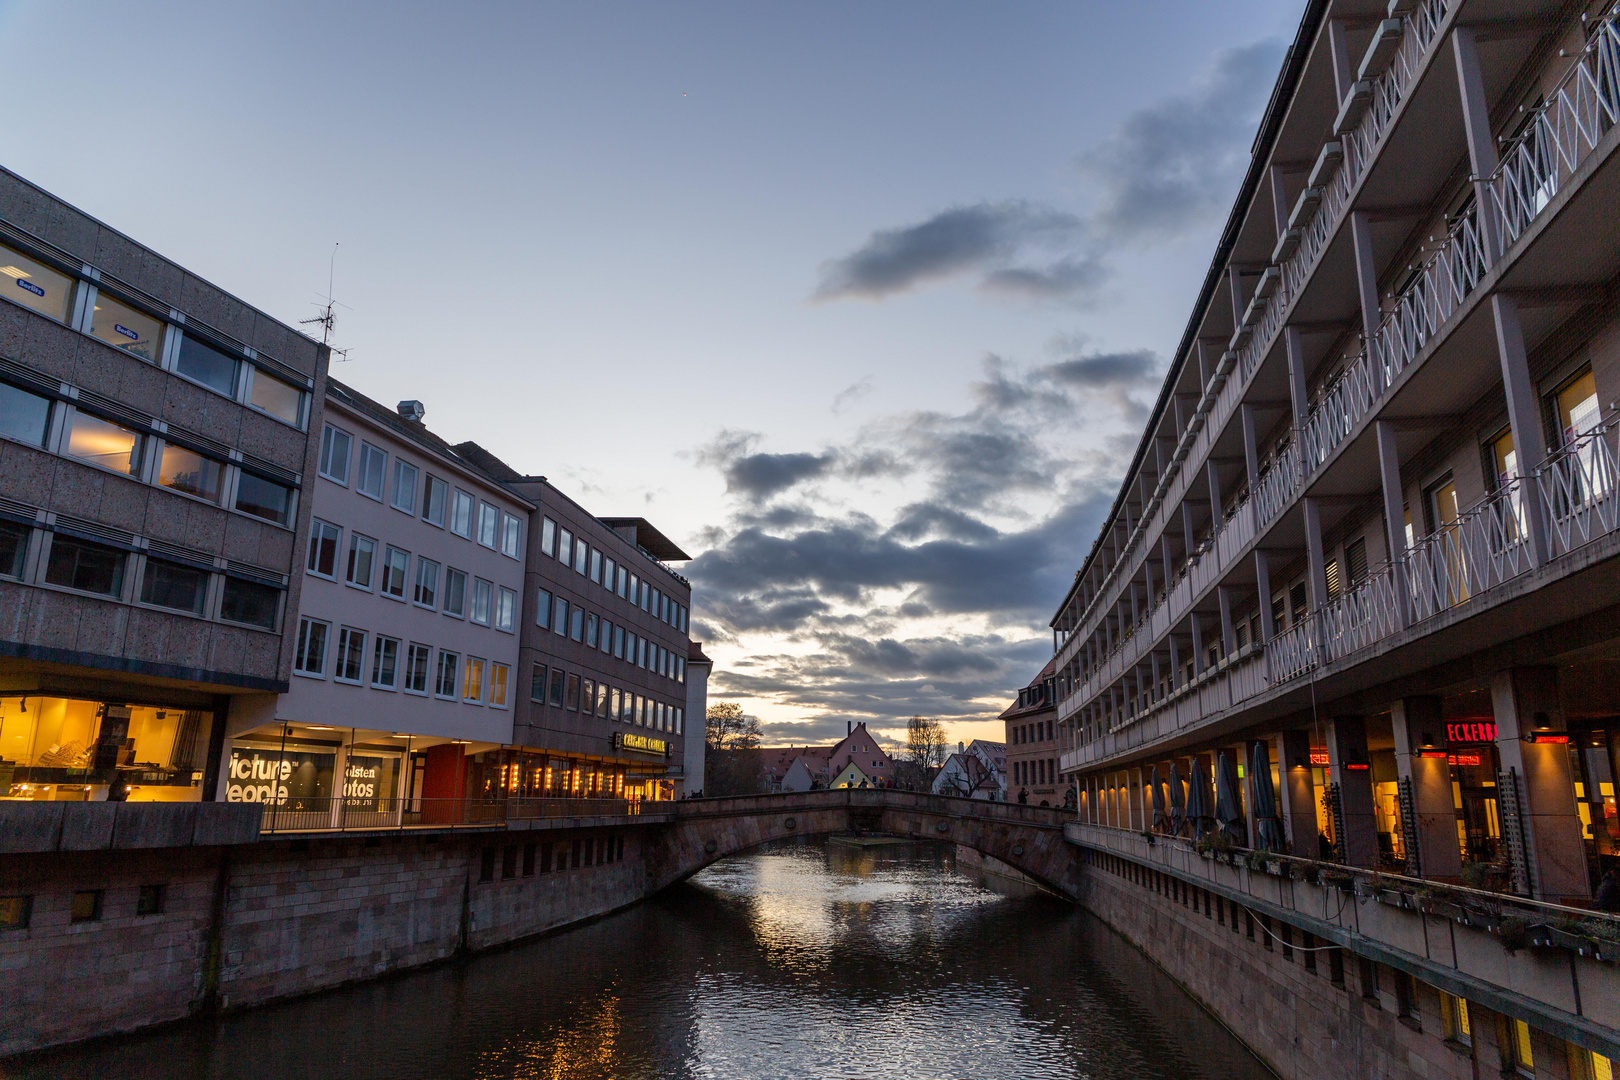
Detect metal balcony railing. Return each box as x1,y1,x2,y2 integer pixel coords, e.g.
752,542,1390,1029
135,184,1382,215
1488,8,1620,252
257,796,646,833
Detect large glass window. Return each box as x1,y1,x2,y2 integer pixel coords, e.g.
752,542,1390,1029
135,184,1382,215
558,528,573,566
535,588,552,629
356,443,386,500
221,577,279,628
306,519,340,578
294,618,329,675
435,651,459,698
371,636,399,689
381,547,409,598
553,596,568,636
391,461,417,513
235,472,292,526
463,657,485,703
570,606,583,642
175,335,240,397
471,577,492,625
584,612,598,648
404,643,431,694
65,412,142,475
502,514,521,558
140,558,207,614
157,444,222,501
573,542,588,575
423,475,447,526
346,533,375,589
248,370,303,425
45,535,123,596
88,292,162,362
0,521,27,578
0,382,51,447
0,245,73,321
496,587,516,632
589,548,602,583
477,503,498,548
1556,370,1600,445
414,558,439,608
490,663,509,708
334,627,366,682
541,517,556,556
319,426,351,483
451,490,474,538
444,567,467,617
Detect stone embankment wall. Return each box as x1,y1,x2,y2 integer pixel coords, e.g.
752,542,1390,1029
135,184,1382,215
0,825,643,1057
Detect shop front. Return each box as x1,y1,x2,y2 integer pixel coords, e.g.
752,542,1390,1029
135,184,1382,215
224,726,407,829
0,695,219,802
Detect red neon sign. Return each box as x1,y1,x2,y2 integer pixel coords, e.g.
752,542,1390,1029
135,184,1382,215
1308,750,1329,766
1446,720,1496,744
1449,753,1481,767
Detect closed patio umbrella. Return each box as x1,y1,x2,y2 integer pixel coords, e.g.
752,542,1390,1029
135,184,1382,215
1168,762,1187,836
1250,741,1285,853
1215,751,1244,844
1185,756,1212,838
1149,764,1168,832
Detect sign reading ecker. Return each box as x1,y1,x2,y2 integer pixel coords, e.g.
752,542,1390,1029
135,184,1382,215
614,732,671,758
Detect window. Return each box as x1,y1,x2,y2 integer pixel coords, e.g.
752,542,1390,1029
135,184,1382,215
307,519,340,578
157,444,222,502
0,243,74,321
346,534,376,589
629,573,640,604
502,513,522,558
69,889,103,924
175,335,239,397
471,578,492,625
675,708,683,735
371,636,400,689
565,673,580,710
443,568,467,617
653,589,663,620
1556,369,1600,445
541,517,556,557
637,637,647,668
585,612,599,648
451,490,474,538
582,679,596,716
235,472,293,527
570,607,584,642
616,566,628,597
320,426,351,483
356,443,386,500
600,618,613,653
558,528,573,566
596,681,609,716
0,381,51,446
405,643,431,694
603,556,616,590
0,521,27,578
610,687,622,721
435,651,460,698
295,617,329,675
414,557,440,608
45,535,124,596
496,587,516,632
381,547,409,598
221,577,278,628
549,667,565,707
391,460,418,513
477,503,498,548
1345,537,1368,585
463,657,485,703
625,631,637,665
479,847,495,883
423,475,448,526
1508,1018,1535,1076
1439,992,1471,1046
530,664,548,703
66,411,142,475
335,627,366,682
135,883,165,916
553,595,568,636
140,558,207,614
589,549,602,583
573,542,587,575
490,663,509,708
536,588,552,629
614,625,625,659
248,369,303,425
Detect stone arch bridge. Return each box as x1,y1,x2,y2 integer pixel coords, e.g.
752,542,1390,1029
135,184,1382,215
641,789,1081,899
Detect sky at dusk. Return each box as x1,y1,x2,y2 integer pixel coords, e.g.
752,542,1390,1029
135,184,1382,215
0,0,1302,750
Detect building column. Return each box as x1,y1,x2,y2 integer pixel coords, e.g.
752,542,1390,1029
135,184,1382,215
1491,295,1552,566
1452,27,1503,265
1254,550,1276,645
1167,633,1183,690
1349,211,1382,353
1189,613,1206,678
1182,502,1197,557
1217,585,1237,659
1375,420,1410,628
1207,459,1224,528
1277,730,1318,858
1491,667,1589,901
1161,534,1176,591
1284,325,1310,436
1325,715,1380,867
1303,497,1331,612
1390,696,1462,880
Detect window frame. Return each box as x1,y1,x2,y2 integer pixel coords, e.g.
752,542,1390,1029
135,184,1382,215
495,586,517,633
371,634,401,690
345,533,376,591
355,442,387,501
413,557,440,610
404,642,432,695
490,662,510,709
422,474,448,527
43,533,126,598
294,617,330,678
463,656,486,704
476,502,499,549
333,626,367,684
471,577,493,626
502,513,522,558
306,519,341,580
443,566,467,618
380,546,410,600
391,459,419,514
319,425,352,485
450,490,475,539
138,556,209,615
435,649,460,700
219,575,280,630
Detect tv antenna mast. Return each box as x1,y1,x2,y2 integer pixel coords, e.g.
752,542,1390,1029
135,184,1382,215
299,243,351,361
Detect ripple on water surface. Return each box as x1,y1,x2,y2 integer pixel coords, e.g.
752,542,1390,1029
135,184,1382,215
6,838,1270,1080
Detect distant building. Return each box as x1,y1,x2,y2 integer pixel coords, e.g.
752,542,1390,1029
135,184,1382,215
1002,660,1061,806
830,760,870,788
759,721,895,791
932,740,1006,800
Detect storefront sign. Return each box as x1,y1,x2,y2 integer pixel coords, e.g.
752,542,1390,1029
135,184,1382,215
225,747,334,805
614,732,670,757
1308,750,1329,766
1446,720,1496,744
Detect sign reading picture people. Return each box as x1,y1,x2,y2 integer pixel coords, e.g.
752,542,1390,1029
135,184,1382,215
225,746,334,807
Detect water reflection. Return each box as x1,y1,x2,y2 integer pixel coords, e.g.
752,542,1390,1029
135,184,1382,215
7,838,1267,1080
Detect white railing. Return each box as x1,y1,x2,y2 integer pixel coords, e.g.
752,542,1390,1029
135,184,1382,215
1252,444,1304,527
1300,349,1379,471
1488,9,1620,251
1406,479,1533,621
1266,617,1318,685
1370,210,1490,385
1319,564,1406,663
1539,422,1620,557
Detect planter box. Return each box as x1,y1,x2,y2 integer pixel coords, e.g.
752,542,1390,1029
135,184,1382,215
1265,860,1283,876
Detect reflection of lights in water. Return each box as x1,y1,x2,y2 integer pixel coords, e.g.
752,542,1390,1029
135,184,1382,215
477,991,621,1080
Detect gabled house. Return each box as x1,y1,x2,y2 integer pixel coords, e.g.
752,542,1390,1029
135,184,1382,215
831,760,870,788
932,740,1007,800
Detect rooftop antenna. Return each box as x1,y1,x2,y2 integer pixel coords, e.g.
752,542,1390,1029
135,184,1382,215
299,243,351,361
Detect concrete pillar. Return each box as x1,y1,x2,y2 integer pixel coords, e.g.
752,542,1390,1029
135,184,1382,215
1241,403,1262,490
1196,339,1214,391
1452,27,1503,265
1491,294,1552,567
1277,730,1318,858
1326,715,1380,867
1255,550,1276,645
1189,613,1206,678
1491,668,1590,901
1303,497,1331,612
1390,696,1463,880
1207,460,1224,529
1182,502,1197,557
1168,633,1183,690
1161,533,1176,590
1268,166,1290,238
1284,325,1311,436
1217,586,1237,659
1327,20,1353,104
1349,212,1383,355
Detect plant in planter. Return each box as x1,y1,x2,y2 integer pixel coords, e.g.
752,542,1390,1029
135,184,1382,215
1498,916,1530,954
1547,917,1599,956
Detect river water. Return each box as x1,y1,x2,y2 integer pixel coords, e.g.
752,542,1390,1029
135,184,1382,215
11,838,1269,1079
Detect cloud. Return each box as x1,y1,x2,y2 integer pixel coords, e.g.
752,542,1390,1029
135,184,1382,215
696,431,836,501
812,200,1089,302
831,376,873,414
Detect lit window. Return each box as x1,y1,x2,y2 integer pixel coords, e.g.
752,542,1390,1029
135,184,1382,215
0,381,51,446
451,490,474,538
435,650,460,698
88,292,162,362
536,588,552,629
346,534,375,589
371,636,400,689
414,558,440,608
463,657,485,703
157,444,222,501
65,411,142,475
221,577,278,628
490,662,509,708
334,627,366,682
496,587,516,633
444,567,467,617
175,335,240,397
471,578,492,625
249,370,303,425
306,520,340,578
235,472,293,526
140,558,207,614
477,503,498,548
423,475,447,526
404,643,431,694
45,534,124,596
391,460,418,513
319,426,351,483
1439,992,1471,1046
356,443,386,500
502,513,522,558
0,244,74,321
294,618,329,675
381,546,409,598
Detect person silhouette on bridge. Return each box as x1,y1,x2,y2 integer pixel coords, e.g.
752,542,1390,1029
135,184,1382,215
1018,787,1029,804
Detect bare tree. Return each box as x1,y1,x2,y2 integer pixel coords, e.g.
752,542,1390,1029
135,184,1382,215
903,716,948,788
705,703,764,796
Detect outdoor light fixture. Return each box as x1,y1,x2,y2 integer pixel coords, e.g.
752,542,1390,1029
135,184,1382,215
1526,710,1568,743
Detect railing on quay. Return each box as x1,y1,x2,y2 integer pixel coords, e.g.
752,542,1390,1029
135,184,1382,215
256,796,648,834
